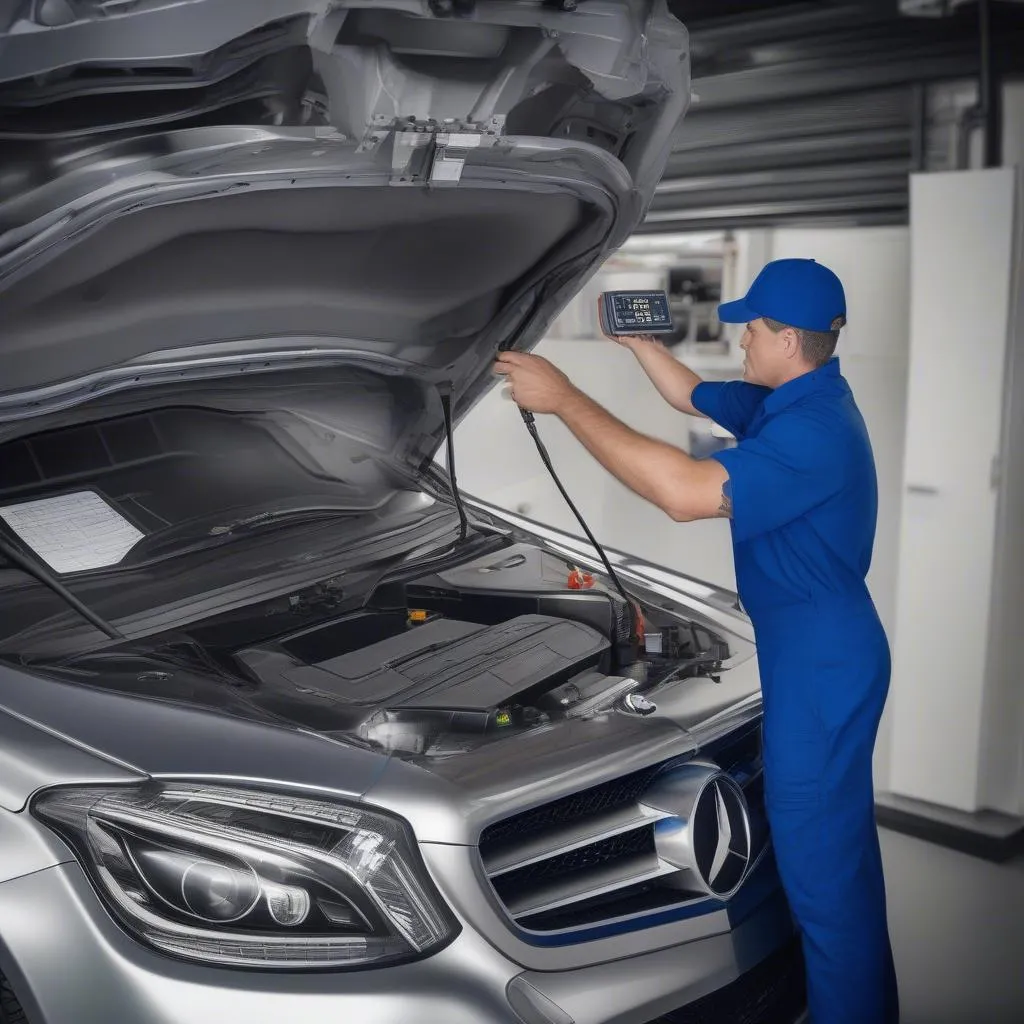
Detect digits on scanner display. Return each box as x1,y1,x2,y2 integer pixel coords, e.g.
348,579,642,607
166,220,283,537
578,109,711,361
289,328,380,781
599,290,674,337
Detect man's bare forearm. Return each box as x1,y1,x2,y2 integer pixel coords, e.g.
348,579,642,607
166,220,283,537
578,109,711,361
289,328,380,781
627,338,705,417
557,388,725,521
492,349,730,522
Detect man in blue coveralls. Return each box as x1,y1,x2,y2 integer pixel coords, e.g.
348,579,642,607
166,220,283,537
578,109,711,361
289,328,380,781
495,258,899,1023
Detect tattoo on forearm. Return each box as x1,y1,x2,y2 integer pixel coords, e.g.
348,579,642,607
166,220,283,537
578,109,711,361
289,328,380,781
717,486,733,518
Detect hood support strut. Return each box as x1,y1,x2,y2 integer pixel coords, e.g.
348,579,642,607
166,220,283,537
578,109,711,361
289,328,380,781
440,389,469,543
0,528,124,641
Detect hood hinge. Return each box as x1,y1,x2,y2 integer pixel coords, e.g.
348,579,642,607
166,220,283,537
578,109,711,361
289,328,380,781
360,116,505,186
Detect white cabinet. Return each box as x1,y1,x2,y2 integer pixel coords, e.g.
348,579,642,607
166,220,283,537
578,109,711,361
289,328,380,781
888,168,1024,819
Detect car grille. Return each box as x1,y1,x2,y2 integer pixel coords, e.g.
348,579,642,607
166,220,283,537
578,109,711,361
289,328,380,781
647,937,805,1024
479,723,767,934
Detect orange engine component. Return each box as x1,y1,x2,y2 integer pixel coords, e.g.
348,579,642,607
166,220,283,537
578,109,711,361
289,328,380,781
566,568,594,590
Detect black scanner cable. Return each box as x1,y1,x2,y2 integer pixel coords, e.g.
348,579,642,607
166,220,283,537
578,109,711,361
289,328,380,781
517,406,637,627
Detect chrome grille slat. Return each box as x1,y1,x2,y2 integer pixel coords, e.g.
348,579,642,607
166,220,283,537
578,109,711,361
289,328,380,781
479,725,766,938
484,803,672,877
504,849,676,918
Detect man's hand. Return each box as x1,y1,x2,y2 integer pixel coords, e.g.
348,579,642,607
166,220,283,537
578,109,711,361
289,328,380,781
609,332,660,351
493,351,578,415
597,297,660,350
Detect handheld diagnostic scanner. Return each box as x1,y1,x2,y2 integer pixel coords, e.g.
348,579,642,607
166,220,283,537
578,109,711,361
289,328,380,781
599,290,674,337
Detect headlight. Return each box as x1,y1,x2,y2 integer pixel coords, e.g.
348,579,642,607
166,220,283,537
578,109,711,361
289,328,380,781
32,782,459,970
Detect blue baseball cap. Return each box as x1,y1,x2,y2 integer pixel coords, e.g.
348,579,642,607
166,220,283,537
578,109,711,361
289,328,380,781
717,258,847,333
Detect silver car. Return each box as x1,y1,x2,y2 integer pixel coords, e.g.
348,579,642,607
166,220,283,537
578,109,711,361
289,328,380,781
0,3,805,1022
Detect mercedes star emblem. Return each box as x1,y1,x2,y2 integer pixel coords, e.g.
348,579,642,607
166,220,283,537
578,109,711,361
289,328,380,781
639,764,753,899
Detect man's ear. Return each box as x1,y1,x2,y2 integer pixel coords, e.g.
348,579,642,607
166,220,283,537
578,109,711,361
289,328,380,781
782,327,802,360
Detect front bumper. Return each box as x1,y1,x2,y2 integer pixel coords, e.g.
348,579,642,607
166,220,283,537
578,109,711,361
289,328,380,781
0,862,802,1024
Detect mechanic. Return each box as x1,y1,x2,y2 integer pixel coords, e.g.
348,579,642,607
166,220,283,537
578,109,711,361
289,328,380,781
495,258,899,1024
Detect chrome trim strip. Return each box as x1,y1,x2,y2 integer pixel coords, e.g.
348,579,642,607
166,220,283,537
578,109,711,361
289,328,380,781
509,844,772,942
484,804,671,877
505,853,676,919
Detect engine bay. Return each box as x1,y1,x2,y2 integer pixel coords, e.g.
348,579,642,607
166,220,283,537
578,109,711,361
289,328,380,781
51,542,732,760
0,379,736,764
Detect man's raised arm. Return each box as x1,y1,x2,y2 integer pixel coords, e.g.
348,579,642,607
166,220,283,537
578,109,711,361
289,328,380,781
599,301,706,417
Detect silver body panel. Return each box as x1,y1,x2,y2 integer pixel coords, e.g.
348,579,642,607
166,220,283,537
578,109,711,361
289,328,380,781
0,665,389,812
0,861,796,1024
0,707,142,814
0,795,76,884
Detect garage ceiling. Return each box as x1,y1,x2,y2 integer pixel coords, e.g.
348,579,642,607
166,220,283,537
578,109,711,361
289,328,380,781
644,0,1024,233
1,0,1021,236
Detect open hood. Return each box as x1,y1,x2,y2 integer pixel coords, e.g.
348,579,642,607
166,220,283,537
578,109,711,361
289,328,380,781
0,0,689,472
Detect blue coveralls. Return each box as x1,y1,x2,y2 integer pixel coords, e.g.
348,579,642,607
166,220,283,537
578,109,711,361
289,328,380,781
692,358,899,1024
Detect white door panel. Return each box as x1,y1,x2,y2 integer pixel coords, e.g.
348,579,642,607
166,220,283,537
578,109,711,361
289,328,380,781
889,169,1016,812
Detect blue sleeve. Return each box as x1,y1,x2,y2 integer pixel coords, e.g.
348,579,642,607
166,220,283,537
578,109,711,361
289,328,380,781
691,381,771,439
710,413,845,542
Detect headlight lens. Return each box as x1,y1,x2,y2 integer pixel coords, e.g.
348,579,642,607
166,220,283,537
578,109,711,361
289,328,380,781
33,782,459,970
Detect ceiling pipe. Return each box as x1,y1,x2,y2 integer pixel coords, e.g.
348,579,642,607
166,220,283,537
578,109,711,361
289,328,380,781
953,0,1002,167
978,0,1002,166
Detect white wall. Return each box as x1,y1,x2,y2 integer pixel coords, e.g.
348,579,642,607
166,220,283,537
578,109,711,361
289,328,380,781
887,170,1018,814
978,84,1024,816
978,167,1024,817
974,82,1024,816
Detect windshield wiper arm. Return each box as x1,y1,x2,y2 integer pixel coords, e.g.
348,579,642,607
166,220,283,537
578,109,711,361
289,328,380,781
209,507,357,537
122,506,361,564
0,529,124,641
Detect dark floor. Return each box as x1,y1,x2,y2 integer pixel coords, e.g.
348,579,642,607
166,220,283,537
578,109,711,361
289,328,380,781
880,827,1024,1024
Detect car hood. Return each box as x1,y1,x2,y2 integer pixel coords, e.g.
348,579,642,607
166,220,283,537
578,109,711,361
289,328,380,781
0,509,759,843
0,0,689,475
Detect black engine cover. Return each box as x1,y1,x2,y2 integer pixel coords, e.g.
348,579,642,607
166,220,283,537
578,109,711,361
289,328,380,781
237,613,608,713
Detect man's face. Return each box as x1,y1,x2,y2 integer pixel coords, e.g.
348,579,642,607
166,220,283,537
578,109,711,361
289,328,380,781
739,318,786,387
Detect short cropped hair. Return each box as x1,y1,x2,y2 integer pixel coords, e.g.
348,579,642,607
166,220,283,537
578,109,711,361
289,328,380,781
763,316,842,367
